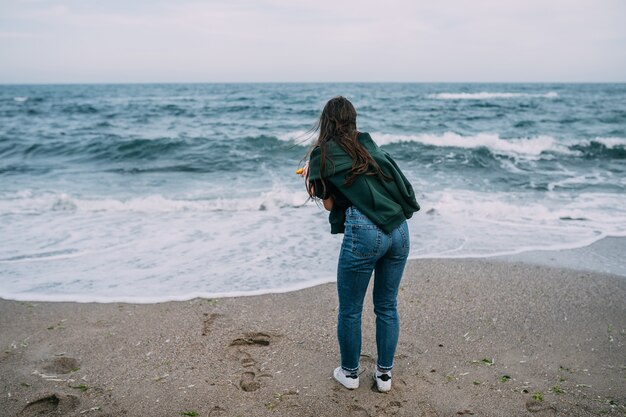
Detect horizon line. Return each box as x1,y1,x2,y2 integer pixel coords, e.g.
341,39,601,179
2,80,626,86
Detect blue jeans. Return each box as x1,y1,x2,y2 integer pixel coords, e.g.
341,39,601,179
337,206,410,373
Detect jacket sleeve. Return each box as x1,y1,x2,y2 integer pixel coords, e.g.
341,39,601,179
307,147,330,199
308,147,321,180
381,150,420,214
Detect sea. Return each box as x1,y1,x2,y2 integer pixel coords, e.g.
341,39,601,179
1,83,625,303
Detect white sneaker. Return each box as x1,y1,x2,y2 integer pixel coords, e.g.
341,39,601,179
373,367,392,392
333,367,359,389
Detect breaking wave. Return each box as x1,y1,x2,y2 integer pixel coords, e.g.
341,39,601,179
428,91,559,100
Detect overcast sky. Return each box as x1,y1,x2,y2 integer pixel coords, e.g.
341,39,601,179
1,0,625,83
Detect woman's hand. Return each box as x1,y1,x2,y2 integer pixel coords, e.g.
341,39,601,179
299,160,309,178
323,196,334,211
301,161,316,197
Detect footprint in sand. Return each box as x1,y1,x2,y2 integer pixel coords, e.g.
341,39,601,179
240,371,261,392
235,349,256,368
526,399,557,415
230,332,272,346
349,404,370,417
18,392,79,416
202,313,221,336
43,356,80,374
417,400,439,417
208,405,227,416
230,332,275,391
373,400,407,416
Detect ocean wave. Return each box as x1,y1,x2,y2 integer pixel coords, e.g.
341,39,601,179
0,164,51,175
372,132,626,160
0,136,190,161
4,132,620,171
270,130,626,162
428,92,559,100
60,104,99,114
0,134,305,166
373,132,570,158
159,103,192,116
0,187,310,215
570,138,626,160
105,165,214,174
546,172,625,191
277,130,315,144
86,137,189,161
592,137,626,149
277,129,566,160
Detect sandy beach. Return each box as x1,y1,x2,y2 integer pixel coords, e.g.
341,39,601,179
1,258,625,417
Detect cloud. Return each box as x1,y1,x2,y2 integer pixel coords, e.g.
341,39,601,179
0,31,39,39
0,0,624,82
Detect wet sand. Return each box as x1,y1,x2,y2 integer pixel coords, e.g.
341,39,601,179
1,259,625,416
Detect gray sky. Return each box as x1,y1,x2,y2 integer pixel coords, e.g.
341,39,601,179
1,0,625,83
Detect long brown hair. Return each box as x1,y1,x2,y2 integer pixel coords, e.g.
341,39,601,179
310,96,388,189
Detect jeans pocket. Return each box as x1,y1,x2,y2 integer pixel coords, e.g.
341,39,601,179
397,222,410,249
388,221,410,258
349,224,382,258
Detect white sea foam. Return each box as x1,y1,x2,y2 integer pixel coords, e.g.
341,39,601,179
0,188,340,303
277,130,314,143
2,184,626,303
0,276,336,304
411,189,626,259
279,130,587,159
372,132,573,159
428,91,559,100
278,131,625,160
13,96,28,102
547,172,609,191
0,187,310,216
592,137,626,148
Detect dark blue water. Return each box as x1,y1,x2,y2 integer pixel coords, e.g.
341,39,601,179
1,83,625,302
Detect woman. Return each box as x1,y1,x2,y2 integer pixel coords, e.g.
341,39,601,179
303,96,420,392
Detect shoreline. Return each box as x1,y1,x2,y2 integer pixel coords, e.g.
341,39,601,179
1,236,624,305
1,258,625,416
495,235,626,278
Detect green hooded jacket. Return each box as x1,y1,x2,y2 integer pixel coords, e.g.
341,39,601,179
308,132,420,234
